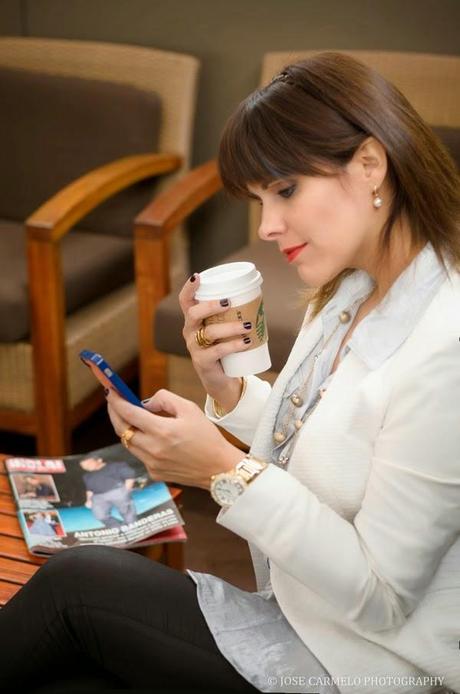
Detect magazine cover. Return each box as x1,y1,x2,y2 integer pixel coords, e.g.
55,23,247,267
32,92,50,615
5,443,186,556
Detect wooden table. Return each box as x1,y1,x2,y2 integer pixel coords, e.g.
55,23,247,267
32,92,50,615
0,455,184,607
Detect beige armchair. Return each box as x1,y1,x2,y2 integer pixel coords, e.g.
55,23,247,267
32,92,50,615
0,37,199,454
134,51,460,404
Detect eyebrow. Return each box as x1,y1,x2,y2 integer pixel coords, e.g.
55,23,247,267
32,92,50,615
247,179,283,196
263,180,281,190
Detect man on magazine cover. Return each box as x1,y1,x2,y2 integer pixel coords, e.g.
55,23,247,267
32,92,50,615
79,457,137,529
22,475,55,499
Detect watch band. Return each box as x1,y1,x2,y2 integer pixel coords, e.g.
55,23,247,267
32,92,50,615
234,456,267,483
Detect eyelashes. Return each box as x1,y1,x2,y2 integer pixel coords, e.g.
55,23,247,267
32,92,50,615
253,183,297,206
278,185,296,199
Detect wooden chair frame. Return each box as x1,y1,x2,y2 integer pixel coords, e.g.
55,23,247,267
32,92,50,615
1,153,181,454
134,160,221,398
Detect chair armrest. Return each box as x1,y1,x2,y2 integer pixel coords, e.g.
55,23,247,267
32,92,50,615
134,160,222,239
26,152,182,242
133,161,221,396
24,152,180,452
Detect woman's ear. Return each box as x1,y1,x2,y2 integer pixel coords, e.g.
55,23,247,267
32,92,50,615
354,136,388,186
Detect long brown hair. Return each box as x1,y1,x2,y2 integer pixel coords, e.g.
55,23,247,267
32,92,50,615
218,52,460,320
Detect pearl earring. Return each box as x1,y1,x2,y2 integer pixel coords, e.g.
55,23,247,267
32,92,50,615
372,186,383,209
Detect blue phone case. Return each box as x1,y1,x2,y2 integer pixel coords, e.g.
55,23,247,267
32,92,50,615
79,350,144,408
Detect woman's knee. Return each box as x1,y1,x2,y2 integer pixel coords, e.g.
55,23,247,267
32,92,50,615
37,545,170,590
35,545,127,588
44,543,115,568
28,547,190,621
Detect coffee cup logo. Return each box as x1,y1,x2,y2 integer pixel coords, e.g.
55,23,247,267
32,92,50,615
256,300,267,343
205,296,268,349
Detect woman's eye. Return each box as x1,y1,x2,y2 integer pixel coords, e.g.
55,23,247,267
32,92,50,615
278,185,296,199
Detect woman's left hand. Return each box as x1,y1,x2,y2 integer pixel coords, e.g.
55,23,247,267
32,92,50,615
106,388,244,490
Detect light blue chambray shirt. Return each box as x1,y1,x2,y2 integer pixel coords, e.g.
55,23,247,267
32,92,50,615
187,242,448,694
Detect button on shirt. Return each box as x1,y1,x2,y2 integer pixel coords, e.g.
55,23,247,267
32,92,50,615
189,242,448,694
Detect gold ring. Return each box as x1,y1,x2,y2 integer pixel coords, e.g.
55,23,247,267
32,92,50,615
120,426,136,449
194,326,214,348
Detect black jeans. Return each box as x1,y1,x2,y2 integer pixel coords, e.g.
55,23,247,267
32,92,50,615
0,545,259,692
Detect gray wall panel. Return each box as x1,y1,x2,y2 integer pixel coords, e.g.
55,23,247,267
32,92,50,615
0,0,25,34
3,0,460,268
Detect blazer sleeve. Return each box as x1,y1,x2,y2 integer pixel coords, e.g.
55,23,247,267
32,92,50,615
203,375,272,447
216,335,460,633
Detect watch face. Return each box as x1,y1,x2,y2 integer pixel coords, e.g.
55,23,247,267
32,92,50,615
212,476,246,506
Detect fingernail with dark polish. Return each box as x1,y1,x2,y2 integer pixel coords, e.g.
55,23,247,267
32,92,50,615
243,321,252,330
189,273,196,282
243,336,251,344
220,298,229,307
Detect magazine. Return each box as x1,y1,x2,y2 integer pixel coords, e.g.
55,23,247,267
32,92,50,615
5,443,187,556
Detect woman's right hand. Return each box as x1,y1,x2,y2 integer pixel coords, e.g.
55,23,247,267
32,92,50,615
179,274,253,412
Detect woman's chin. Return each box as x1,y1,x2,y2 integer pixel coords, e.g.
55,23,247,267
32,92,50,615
297,260,343,288
296,263,325,288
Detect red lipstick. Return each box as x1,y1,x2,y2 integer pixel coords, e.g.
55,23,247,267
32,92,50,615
283,243,308,263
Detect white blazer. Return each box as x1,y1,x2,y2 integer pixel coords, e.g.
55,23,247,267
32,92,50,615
209,246,460,694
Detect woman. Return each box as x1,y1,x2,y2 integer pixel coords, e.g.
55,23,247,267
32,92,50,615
1,53,459,693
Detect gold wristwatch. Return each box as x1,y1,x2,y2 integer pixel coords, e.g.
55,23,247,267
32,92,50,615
210,456,268,508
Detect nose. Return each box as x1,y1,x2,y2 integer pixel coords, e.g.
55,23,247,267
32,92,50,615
257,205,287,242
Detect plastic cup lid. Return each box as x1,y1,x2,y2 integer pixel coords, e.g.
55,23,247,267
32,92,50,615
194,261,262,300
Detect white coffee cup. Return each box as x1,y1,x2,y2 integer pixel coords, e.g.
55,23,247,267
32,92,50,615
194,261,271,377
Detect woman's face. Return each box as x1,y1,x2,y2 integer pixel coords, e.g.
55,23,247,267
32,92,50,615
247,139,388,287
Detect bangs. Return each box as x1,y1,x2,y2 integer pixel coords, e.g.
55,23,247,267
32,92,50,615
218,86,341,199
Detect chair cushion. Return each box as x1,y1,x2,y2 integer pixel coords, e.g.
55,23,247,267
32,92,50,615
155,241,307,373
0,65,161,237
0,284,137,411
0,219,134,342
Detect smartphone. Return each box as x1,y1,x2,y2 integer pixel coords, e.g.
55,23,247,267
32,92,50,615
79,350,144,408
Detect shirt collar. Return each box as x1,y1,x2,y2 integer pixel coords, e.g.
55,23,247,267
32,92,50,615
321,242,450,370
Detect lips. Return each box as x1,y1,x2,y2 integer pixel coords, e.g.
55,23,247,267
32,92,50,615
283,243,308,263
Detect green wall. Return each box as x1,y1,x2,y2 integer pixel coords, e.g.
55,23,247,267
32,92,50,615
1,0,459,270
